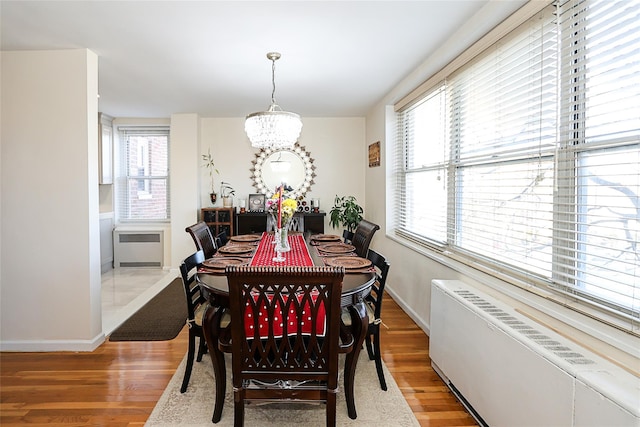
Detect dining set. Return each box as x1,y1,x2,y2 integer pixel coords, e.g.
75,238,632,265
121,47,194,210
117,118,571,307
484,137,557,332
181,220,388,426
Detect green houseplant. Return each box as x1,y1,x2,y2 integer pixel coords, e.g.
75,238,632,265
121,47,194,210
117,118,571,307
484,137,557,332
202,148,219,204
329,195,363,233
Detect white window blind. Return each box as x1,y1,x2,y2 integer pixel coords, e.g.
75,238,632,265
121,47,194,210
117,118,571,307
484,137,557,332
554,0,640,319
393,0,639,334
394,85,449,247
116,127,170,221
449,4,558,277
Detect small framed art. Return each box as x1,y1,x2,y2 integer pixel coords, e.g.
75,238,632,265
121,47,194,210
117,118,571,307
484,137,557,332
248,193,266,212
368,141,380,167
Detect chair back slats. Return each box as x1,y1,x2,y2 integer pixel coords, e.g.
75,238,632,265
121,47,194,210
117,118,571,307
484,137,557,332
226,266,343,375
222,265,348,425
351,219,380,258
179,250,206,321
365,249,390,319
185,221,217,258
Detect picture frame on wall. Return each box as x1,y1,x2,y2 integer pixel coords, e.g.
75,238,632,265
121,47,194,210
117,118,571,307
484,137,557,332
248,193,266,212
368,141,380,167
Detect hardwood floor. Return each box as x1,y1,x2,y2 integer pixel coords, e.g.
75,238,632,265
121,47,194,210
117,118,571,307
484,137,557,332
0,293,477,427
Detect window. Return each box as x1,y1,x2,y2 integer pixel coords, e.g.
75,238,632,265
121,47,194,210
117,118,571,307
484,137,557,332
116,127,170,221
393,0,639,333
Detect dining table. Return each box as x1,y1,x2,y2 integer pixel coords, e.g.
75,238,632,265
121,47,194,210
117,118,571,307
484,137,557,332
196,231,376,422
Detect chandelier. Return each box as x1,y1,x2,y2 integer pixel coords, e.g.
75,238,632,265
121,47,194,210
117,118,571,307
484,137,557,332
245,52,302,149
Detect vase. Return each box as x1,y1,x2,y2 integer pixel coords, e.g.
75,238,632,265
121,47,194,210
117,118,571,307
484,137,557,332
210,192,217,205
273,227,290,262
222,196,233,207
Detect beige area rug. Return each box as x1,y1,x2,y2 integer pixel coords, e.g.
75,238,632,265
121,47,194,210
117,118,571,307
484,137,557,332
146,351,419,427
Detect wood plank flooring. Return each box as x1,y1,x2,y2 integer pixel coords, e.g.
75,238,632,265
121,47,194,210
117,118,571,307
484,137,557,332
0,293,477,427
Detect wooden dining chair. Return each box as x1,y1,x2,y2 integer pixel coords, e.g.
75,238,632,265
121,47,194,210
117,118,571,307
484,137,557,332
340,249,390,390
215,229,228,248
266,213,304,232
179,250,209,393
342,229,354,244
351,219,380,258
219,265,353,427
186,221,217,258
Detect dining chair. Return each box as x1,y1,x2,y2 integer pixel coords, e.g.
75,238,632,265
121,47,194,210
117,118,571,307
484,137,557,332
342,229,354,244
340,249,390,390
219,265,353,427
267,213,304,232
215,229,228,248
179,250,209,393
351,219,380,258
185,221,217,258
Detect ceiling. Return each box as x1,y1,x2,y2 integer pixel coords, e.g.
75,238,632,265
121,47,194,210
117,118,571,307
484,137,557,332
1,1,523,119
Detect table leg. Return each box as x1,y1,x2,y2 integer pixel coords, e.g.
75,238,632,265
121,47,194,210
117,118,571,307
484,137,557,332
203,304,227,423
344,300,367,419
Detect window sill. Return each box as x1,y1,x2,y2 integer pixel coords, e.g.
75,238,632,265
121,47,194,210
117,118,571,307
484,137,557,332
388,232,640,373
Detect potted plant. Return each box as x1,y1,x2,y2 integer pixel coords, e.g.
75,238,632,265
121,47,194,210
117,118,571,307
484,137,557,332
220,182,235,207
202,148,219,205
329,195,363,234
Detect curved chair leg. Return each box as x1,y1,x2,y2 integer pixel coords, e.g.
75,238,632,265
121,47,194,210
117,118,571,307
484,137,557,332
210,347,226,422
181,329,196,393
203,306,227,423
344,301,368,419
372,326,387,391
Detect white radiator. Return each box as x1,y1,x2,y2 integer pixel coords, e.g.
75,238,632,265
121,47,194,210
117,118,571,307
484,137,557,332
430,280,639,427
113,230,163,268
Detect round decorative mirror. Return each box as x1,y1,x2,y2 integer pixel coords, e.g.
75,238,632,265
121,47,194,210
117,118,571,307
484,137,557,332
251,143,316,199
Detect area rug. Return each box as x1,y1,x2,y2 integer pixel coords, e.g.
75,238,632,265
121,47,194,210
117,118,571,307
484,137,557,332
146,352,419,426
109,278,187,341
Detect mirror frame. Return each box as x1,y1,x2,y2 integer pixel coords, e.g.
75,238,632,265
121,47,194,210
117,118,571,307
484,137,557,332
251,143,316,199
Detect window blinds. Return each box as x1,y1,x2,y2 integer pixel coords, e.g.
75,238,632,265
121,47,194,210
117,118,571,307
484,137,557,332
116,127,170,222
393,0,639,333
553,0,640,319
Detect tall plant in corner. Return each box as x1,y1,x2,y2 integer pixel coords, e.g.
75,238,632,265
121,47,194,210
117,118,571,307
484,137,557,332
329,195,363,233
202,148,219,204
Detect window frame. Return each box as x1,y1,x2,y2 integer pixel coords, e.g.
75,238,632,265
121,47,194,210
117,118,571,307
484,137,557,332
115,126,171,223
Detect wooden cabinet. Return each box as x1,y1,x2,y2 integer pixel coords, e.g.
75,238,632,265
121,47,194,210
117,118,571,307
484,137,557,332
235,211,325,235
201,208,234,237
302,212,326,234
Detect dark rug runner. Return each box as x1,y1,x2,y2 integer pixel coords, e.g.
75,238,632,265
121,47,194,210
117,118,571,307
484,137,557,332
109,278,187,341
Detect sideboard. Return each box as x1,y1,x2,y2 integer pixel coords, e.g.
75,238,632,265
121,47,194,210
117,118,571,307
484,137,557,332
235,211,326,235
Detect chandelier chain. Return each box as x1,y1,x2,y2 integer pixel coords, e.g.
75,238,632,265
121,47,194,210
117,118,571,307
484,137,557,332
271,57,277,106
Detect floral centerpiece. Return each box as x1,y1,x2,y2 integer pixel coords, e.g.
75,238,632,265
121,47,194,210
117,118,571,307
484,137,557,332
266,192,298,228
266,187,298,261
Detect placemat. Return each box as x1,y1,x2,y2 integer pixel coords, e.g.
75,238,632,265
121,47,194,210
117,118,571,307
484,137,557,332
250,232,314,267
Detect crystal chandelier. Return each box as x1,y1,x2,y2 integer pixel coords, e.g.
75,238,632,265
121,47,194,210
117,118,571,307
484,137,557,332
245,52,302,149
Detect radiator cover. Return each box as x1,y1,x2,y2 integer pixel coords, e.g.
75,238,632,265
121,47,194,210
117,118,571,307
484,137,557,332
113,230,164,268
430,279,639,427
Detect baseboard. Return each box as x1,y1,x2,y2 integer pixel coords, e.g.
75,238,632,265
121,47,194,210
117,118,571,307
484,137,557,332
385,285,430,336
0,333,105,352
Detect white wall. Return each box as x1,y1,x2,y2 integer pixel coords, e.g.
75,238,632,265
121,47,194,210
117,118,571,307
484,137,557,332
1,49,103,351
196,117,366,230
170,113,201,268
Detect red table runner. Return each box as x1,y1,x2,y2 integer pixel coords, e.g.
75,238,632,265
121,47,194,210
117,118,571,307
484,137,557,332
250,232,314,267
